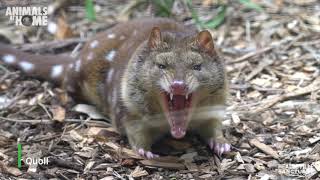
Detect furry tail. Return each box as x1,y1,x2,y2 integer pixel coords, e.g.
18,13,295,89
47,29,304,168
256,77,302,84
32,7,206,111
0,43,75,85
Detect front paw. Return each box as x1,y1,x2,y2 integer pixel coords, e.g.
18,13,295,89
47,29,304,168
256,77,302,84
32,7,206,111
208,137,231,156
135,148,159,159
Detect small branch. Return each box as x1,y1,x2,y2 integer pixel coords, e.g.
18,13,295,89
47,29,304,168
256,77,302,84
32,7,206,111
227,47,272,64
249,139,280,159
250,77,320,114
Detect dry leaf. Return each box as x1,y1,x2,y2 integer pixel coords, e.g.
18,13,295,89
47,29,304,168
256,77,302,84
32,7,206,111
84,161,95,173
104,142,141,159
2,165,22,176
234,152,244,163
313,161,320,172
231,112,241,124
55,15,74,40
73,104,108,120
249,139,280,159
244,163,256,173
51,105,66,122
87,127,118,137
28,93,44,106
129,166,148,178
121,159,136,166
69,130,84,141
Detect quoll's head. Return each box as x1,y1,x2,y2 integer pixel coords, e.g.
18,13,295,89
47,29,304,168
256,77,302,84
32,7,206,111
128,27,225,139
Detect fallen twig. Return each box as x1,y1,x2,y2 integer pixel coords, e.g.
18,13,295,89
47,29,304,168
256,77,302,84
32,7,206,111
249,139,280,159
139,160,185,170
250,77,320,114
228,47,272,64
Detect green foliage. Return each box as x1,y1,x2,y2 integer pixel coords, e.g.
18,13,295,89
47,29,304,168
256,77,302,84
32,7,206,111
188,0,262,29
152,0,175,17
85,0,96,21
204,5,227,29
239,0,263,12
187,0,227,29
186,0,203,28
151,0,263,29
83,0,264,27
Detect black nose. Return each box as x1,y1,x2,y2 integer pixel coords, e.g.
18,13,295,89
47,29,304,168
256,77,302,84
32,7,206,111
170,80,187,95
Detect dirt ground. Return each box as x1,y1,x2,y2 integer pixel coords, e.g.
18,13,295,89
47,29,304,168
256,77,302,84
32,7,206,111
0,0,319,179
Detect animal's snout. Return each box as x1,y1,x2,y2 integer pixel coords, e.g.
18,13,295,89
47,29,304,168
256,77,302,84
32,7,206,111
170,80,188,95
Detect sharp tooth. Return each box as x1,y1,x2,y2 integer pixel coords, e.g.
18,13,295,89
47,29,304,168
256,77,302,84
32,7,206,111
185,94,189,100
170,93,173,100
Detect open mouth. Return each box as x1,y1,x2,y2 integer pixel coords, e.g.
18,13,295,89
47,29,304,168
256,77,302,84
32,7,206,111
161,92,193,139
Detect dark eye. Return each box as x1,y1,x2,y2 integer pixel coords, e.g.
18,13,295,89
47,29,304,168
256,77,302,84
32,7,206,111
193,64,202,71
158,64,166,69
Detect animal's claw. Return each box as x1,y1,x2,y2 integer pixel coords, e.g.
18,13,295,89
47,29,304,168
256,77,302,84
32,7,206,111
208,138,231,156
137,148,159,159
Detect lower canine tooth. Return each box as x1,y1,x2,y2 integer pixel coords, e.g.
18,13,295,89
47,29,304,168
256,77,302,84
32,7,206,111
185,94,188,100
170,93,173,100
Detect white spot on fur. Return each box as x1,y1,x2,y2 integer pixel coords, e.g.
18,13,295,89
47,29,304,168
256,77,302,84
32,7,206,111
120,35,125,40
68,63,74,69
75,60,81,72
90,40,99,48
47,21,57,34
108,33,115,39
51,64,64,78
107,69,114,83
87,52,94,60
19,61,34,72
105,50,116,62
2,54,16,64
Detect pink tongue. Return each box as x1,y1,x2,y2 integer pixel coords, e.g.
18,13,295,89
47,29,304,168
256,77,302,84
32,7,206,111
170,95,187,139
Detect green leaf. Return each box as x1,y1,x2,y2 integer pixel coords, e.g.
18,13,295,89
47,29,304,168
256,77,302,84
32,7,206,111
238,0,263,12
186,0,204,29
153,0,174,17
85,0,96,21
204,5,227,29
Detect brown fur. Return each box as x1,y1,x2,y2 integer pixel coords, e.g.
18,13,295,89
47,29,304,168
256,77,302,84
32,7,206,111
0,18,228,153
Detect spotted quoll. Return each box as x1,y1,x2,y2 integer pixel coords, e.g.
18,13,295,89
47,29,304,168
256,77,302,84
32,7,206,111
0,18,231,158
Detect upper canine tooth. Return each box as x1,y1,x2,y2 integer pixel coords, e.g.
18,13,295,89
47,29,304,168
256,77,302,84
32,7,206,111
185,94,189,100
170,93,173,100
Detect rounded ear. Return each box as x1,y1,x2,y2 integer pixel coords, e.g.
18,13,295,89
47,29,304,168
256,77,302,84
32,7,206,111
148,27,162,49
196,30,215,56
